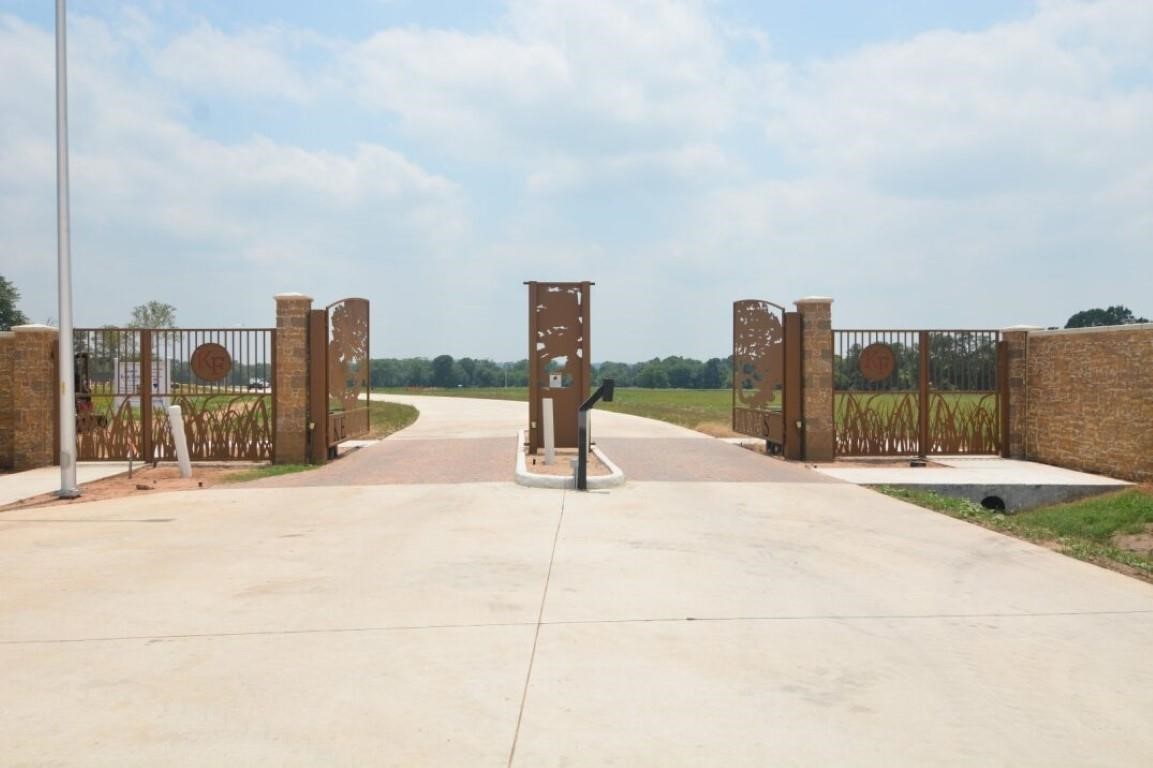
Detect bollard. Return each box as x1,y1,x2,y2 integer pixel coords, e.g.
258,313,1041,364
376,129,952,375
167,405,193,478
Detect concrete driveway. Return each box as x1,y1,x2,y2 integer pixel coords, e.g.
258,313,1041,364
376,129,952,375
3,395,1153,766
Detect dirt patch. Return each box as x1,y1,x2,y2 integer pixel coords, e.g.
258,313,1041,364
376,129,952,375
0,464,257,513
1114,525,1153,556
523,448,610,477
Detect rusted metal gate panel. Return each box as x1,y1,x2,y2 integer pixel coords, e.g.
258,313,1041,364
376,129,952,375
309,298,370,462
73,327,276,461
732,300,801,458
527,282,592,452
833,329,1004,457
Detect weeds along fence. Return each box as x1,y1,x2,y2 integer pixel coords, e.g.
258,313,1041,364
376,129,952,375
73,327,276,461
833,329,1004,457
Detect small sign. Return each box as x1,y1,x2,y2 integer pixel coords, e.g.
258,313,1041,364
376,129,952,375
859,343,896,383
113,359,170,410
548,373,563,388
191,343,232,382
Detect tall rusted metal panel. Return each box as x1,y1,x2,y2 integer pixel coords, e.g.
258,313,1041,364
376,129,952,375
783,311,803,460
732,299,790,452
308,309,328,465
527,281,592,452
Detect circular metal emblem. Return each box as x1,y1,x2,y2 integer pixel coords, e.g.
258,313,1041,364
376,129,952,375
190,343,232,382
858,343,896,383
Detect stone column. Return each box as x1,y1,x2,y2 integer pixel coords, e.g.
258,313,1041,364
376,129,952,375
795,297,835,462
0,331,15,469
274,293,313,464
11,325,59,470
1002,325,1041,460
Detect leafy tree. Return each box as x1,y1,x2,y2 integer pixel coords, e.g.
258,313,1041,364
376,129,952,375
634,360,670,388
700,357,726,389
128,301,177,328
1065,305,1148,329
431,354,456,387
0,274,30,330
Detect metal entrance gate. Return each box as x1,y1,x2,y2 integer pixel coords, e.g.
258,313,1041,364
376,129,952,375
833,329,1007,457
73,327,276,461
732,300,801,458
309,298,371,462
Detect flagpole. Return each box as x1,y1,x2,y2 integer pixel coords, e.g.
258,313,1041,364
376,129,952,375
56,0,79,498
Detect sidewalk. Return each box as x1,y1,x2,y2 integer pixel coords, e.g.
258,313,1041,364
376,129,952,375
0,463,130,507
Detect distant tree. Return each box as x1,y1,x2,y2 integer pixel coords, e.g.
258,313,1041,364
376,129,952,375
700,358,726,389
634,360,670,388
0,275,30,330
1065,305,1148,329
431,354,456,387
456,357,477,387
128,301,177,328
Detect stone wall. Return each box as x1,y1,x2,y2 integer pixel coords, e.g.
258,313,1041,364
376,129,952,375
1023,324,1152,482
10,325,59,470
796,297,835,461
0,332,14,468
274,293,313,464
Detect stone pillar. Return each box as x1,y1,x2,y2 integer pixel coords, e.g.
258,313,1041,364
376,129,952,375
11,325,59,471
795,297,835,462
274,293,313,464
1002,325,1041,460
0,331,15,469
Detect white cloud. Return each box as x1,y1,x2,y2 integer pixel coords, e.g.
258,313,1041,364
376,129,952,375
154,23,318,102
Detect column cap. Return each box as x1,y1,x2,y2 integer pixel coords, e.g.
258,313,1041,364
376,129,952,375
11,324,58,334
1001,324,1045,332
275,292,313,302
795,296,833,305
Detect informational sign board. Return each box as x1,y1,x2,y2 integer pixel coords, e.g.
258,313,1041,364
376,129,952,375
113,358,171,410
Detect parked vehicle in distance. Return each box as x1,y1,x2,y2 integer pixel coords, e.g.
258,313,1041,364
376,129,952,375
247,378,270,391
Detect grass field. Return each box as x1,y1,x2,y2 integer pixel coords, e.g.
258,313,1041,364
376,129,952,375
376,387,735,433
881,486,1153,582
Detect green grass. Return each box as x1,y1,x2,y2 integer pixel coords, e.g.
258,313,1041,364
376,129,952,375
221,463,313,483
880,486,1153,580
598,388,732,431
377,386,530,402
376,387,733,432
366,400,419,438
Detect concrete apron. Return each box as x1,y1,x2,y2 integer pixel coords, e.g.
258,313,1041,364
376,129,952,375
814,456,1131,511
3,481,1153,766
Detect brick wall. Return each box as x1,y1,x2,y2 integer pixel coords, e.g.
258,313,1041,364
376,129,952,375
0,331,14,468
11,325,59,470
1023,324,1152,482
796,297,835,461
274,293,312,464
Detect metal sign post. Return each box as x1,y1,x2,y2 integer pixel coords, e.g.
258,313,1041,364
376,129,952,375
576,379,615,491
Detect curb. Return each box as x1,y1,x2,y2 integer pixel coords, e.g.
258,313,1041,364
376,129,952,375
514,430,626,490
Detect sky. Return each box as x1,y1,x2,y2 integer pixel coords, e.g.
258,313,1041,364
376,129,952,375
1,0,1150,361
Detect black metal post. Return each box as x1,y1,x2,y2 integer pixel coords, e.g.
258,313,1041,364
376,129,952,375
576,379,615,491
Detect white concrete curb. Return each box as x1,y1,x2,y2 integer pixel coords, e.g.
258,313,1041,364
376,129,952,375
514,429,626,490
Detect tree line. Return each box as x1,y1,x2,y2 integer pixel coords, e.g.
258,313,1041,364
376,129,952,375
371,355,735,389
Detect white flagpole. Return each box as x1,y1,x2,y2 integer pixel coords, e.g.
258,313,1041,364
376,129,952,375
56,0,79,498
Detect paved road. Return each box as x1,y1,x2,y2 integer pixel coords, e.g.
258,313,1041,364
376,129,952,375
3,395,1153,766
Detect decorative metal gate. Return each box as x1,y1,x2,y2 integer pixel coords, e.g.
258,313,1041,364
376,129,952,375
309,298,370,462
73,327,276,461
833,329,1007,457
732,300,801,458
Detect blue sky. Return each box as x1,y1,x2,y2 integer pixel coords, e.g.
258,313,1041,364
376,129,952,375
2,0,1150,360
